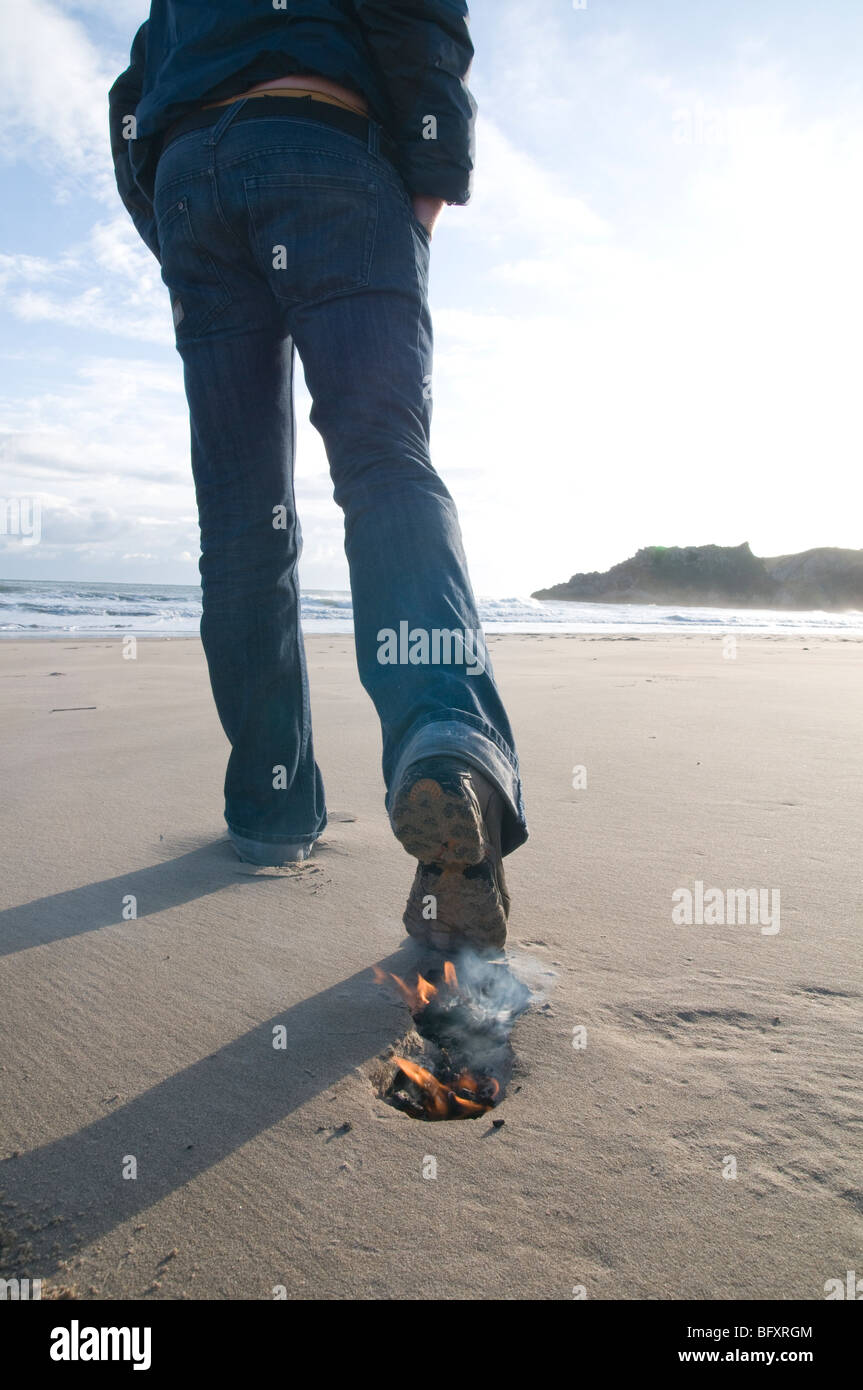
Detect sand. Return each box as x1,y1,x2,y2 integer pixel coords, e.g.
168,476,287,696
1,632,861,1300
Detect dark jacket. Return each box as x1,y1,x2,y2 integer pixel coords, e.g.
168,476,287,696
109,0,477,263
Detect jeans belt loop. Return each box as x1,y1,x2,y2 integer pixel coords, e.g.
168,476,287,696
205,96,251,147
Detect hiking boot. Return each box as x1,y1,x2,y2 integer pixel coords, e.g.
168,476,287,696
390,756,510,951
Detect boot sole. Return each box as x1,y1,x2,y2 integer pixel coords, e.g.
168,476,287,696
391,774,487,866
392,769,509,951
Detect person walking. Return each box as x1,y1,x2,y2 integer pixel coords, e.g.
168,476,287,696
109,1,528,951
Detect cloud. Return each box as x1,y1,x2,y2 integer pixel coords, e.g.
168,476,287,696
1,217,169,343
0,355,188,490
0,0,118,200
67,0,149,30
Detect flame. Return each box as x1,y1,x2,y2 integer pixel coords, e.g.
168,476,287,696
450,1093,484,1116
391,971,437,1010
375,968,438,1012
373,963,502,1120
393,1057,451,1118
454,1072,499,1101
393,1057,486,1119
417,973,437,1006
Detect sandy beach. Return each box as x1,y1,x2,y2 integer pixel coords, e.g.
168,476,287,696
1,632,861,1301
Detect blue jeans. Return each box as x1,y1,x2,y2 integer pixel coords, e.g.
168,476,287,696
153,99,528,858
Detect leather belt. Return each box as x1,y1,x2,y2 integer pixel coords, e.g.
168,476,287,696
161,93,399,168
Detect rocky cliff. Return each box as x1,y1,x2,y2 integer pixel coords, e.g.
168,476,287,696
532,543,863,611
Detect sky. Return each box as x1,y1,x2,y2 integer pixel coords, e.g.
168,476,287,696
1,0,861,595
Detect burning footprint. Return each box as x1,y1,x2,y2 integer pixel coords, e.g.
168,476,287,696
371,951,534,1121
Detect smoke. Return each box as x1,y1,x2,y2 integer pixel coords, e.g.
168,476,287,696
376,947,556,1120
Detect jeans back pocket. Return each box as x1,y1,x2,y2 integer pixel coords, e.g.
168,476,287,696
156,194,232,339
244,173,378,306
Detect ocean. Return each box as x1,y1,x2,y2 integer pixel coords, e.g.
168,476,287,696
1,579,861,637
